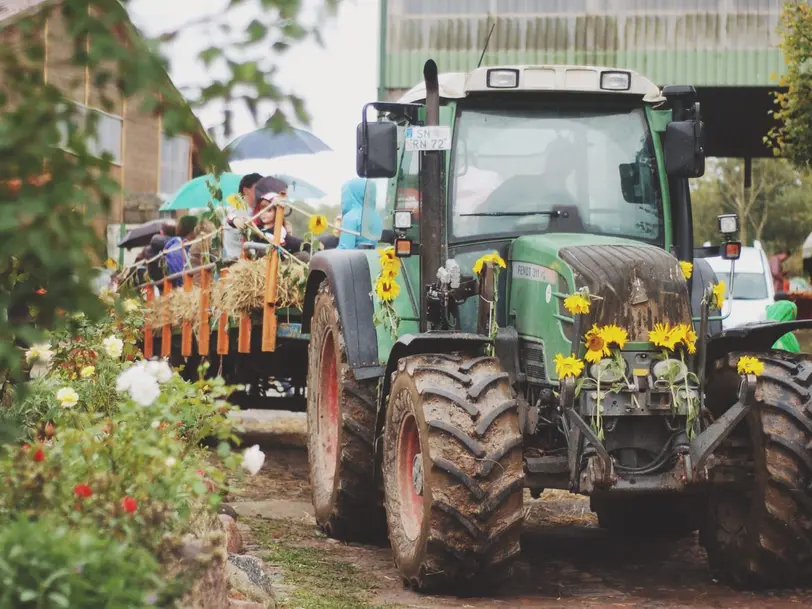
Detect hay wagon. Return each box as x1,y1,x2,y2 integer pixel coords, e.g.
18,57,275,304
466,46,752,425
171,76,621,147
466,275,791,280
139,237,310,411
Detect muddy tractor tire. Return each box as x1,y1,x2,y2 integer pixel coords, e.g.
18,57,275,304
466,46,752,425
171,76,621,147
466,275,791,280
702,351,812,587
306,282,385,542
590,495,702,538
382,353,524,592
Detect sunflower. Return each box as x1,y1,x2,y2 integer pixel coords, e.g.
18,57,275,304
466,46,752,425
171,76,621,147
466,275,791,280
671,323,698,354
564,293,590,315
226,193,247,210
649,323,680,350
679,261,693,281
600,324,628,349
473,252,506,275
737,355,764,376
554,353,584,379
309,214,328,235
379,247,399,273
105,258,118,270
375,276,401,302
712,281,726,310
584,325,610,363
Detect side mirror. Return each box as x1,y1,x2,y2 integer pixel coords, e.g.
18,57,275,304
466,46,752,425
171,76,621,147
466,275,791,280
664,106,705,178
356,121,397,179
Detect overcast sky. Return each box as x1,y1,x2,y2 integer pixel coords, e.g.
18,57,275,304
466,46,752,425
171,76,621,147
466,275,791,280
127,0,380,199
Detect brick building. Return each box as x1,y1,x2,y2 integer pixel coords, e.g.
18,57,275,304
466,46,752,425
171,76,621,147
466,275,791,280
0,0,210,256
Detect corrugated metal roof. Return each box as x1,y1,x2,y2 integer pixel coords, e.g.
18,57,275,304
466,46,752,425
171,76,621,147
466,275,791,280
383,0,786,88
0,0,50,23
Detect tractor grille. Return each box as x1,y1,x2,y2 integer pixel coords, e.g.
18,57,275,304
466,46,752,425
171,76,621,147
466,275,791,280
520,340,547,383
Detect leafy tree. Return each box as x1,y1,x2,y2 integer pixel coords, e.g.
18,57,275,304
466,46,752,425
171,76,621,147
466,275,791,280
0,0,337,382
690,158,800,248
767,1,812,169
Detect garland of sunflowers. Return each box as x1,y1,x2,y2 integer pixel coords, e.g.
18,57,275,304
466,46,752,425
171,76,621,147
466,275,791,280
370,252,766,443
555,261,763,440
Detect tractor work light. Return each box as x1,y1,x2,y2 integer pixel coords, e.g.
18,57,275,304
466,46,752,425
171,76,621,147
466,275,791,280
393,210,413,230
600,71,631,91
487,69,519,89
718,214,739,235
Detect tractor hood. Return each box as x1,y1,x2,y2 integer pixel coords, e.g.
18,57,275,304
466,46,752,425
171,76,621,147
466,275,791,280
511,234,692,343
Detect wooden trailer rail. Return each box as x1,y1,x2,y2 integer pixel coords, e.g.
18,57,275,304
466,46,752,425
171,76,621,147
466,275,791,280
140,208,291,360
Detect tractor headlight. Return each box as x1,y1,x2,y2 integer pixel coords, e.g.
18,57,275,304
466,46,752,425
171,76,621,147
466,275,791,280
652,358,687,383
600,71,631,91
589,358,625,383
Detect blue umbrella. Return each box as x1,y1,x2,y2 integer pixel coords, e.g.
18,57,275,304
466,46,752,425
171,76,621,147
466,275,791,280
226,127,331,162
272,174,326,200
159,173,243,212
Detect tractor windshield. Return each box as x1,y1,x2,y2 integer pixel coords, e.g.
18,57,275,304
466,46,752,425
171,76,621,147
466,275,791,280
451,105,663,244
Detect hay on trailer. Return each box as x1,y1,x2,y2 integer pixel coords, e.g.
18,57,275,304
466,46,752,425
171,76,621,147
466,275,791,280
212,256,306,317
145,286,203,329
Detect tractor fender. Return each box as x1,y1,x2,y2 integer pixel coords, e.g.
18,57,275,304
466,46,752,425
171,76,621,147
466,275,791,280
372,332,491,474
303,250,383,380
705,320,812,364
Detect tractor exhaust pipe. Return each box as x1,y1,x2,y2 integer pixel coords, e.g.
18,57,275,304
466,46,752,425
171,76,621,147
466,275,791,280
420,59,444,331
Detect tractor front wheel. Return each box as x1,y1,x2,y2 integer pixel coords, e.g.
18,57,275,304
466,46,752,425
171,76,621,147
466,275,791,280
306,282,384,542
382,353,524,592
702,351,812,587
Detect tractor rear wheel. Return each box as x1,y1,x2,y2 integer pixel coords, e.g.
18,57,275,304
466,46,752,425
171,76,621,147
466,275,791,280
702,351,812,587
382,353,524,592
590,495,702,538
306,282,385,542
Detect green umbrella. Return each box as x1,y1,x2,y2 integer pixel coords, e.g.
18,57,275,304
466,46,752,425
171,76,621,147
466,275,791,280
159,172,243,212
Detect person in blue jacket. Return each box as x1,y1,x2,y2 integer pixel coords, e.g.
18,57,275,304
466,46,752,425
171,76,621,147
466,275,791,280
338,178,381,249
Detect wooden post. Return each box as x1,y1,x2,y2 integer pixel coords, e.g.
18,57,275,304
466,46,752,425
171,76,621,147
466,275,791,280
262,206,286,352
161,278,172,358
217,268,229,355
181,272,193,357
198,267,211,356
143,285,154,359
237,250,252,353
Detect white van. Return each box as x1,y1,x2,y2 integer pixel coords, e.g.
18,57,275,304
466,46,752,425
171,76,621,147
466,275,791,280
705,242,774,330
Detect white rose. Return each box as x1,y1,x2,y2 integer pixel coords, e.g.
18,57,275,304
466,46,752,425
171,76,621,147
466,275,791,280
80,365,95,378
165,457,177,467
102,336,124,359
145,360,173,384
129,376,161,407
241,445,265,476
25,343,53,365
151,420,161,429
116,364,144,393
56,387,79,409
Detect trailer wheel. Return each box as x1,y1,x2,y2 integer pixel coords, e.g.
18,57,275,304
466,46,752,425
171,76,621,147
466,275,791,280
306,282,384,541
702,351,812,587
382,353,524,592
590,495,702,538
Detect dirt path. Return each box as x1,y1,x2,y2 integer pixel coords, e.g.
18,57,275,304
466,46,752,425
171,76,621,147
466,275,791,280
227,445,812,608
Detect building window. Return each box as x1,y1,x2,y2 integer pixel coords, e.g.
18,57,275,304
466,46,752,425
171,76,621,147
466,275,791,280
160,133,191,197
58,104,123,164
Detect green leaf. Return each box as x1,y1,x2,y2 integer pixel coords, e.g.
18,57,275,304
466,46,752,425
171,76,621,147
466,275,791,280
19,590,37,602
199,47,222,68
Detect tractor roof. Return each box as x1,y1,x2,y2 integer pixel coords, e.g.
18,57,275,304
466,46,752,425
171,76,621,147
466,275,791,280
397,64,664,105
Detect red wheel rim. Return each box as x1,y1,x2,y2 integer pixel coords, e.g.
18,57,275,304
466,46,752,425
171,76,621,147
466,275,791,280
397,413,423,541
316,330,339,491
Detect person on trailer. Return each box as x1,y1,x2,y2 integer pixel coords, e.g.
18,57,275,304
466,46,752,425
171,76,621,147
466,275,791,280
223,173,263,261
163,215,197,287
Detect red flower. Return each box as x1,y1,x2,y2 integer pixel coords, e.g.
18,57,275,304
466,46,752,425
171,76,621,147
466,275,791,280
35,288,46,295
176,420,183,427
33,448,45,462
121,496,137,513
74,484,93,498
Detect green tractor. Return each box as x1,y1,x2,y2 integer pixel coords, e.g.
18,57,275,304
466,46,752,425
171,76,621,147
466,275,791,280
301,60,812,592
